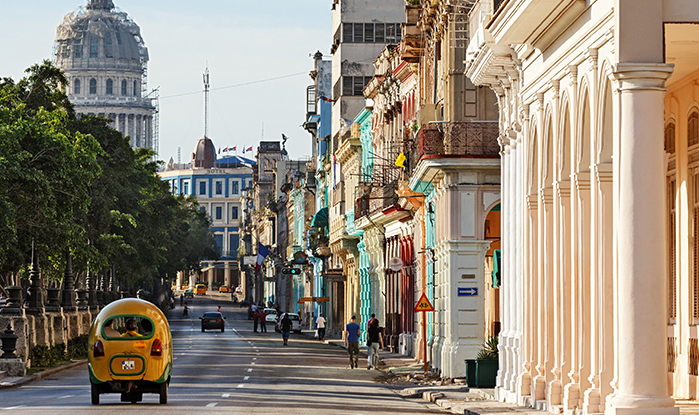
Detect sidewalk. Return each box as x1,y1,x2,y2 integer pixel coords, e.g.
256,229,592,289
0,360,86,389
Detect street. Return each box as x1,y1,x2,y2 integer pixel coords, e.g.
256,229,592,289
0,294,439,414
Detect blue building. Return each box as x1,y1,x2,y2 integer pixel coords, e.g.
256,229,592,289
159,137,254,291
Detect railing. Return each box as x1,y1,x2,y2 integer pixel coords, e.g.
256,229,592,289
417,121,500,160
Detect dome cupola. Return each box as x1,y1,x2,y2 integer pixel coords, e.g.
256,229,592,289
192,137,217,169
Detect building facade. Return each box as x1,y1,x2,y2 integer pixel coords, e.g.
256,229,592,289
159,138,253,292
54,0,157,153
465,0,699,412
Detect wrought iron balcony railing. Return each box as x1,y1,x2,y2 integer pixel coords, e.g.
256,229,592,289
417,121,500,161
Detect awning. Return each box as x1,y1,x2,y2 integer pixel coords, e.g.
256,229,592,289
311,207,329,228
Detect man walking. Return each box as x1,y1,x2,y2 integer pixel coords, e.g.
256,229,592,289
344,315,360,368
253,309,260,333
280,313,293,346
315,313,326,341
260,309,268,333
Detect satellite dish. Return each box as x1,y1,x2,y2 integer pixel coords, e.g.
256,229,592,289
388,257,403,272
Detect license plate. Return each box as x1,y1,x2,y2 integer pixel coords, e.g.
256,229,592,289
121,360,135,370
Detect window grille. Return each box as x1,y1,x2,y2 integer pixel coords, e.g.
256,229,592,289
665,123,676,153
668,336,677,373
74,79,81,95
341,23,401,43
690,112,699,147
106,79,113,95
121,80,127,96
690,338,699,376
89,78,97,95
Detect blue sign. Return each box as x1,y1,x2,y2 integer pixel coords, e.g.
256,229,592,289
458,287,478,297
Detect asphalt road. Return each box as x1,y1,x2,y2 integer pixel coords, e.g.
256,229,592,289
0,293,439,414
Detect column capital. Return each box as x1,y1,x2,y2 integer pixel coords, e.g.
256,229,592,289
612,63,674,91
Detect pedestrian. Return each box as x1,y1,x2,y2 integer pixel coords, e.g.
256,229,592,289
366,313,376,366
367,318,384,369
217,305,221,313
315,313,326,341
344,315,360,368
183,302,189,318
260,309,268,333
280,313,293,346
253,309,260,332
180,293,184,306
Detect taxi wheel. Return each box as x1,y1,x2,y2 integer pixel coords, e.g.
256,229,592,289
91,383,99,405
221,327,224,333
159,382,168,404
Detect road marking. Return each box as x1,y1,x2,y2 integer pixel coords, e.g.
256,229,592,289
206,402,218,407
58,395,74,399
173,357,178,360
237,384,244,388
247,368,253,373
253,357,257,360
251,362,256,365
222,393,230,398
243,376,249,381
2,406,25,410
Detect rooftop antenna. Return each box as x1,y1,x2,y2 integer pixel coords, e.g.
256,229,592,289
261,122,264,141
177,147,181,164
203,65,210,139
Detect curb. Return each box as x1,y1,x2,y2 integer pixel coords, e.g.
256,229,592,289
0,359,87,389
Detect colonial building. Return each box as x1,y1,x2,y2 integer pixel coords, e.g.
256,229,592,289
466,0,699,412
159,138,253,292
54,0,157,153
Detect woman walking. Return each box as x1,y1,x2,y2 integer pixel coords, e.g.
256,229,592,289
367,318,384,369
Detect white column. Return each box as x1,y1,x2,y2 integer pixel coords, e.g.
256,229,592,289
224,262,231,288
608,63,676,415
497,145,511,395
208,266,214,292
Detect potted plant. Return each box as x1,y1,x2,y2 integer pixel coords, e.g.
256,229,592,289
465,336,499,388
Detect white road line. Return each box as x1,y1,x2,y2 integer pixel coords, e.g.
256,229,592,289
173,357,178,360
180,353,186,355
253,357,257,360
247,368,253,372
243,376,249,381
237,384,244,388
206,402,218,407
2,406,25,410
222,393,230,398
58,395,74,399
251,362,256,365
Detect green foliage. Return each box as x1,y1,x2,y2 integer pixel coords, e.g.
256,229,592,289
30,343,66,368
0,61,221,290
477,336,499,360
66,334,88,360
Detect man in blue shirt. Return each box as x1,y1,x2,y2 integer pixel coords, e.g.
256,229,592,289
344,315,361,368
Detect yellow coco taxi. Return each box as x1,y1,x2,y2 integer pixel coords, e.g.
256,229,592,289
88,298,172,405
195,283,207,295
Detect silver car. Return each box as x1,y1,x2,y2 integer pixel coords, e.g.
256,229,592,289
275,313,302,333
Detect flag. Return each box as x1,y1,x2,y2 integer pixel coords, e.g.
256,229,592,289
232,146,237,151
223,147,229,152
255,243,270,272
319,96,333,102
247,146,253,151
395,152,407,169
218,147,221,154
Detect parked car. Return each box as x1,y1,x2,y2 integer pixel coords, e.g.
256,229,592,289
195,284,207,295
218,286,231,293
263,308,277,323
183,288,194,299
275,313,302,333
88,298,172,405
200,312,225,332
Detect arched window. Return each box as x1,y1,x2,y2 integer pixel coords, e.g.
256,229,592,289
121,80,127,96
133,80,138,97
106,79,113,95
665,122,676,154
689,111,699,147
73,79,81,95
89,78,97,95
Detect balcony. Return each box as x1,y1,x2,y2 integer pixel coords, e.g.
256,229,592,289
417,121,500,161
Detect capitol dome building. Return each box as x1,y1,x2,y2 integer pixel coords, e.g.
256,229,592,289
54,0,156,152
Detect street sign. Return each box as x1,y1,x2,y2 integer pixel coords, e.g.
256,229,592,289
297,297,312,304
458,287,478,297
388,257,403,272
414,293,435,312
243,256,256,265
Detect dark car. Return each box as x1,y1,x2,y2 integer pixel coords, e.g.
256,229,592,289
200,312,225,332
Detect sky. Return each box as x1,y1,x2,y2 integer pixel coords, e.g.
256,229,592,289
0,0,331,163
